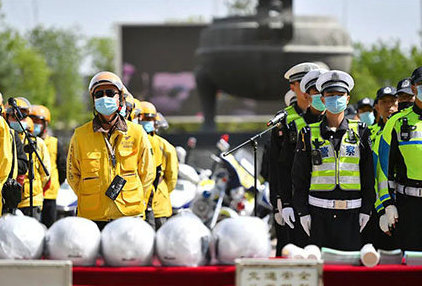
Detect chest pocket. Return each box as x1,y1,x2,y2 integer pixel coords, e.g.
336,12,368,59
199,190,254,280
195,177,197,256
81,151,101,175
119,149,138,173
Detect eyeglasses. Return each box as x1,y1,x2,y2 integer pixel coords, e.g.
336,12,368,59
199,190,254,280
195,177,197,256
93,89,119,99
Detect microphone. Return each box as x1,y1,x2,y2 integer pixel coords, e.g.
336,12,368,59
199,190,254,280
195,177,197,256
267,110,287,126
8,97,24,120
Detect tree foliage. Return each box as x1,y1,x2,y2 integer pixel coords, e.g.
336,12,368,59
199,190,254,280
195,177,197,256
85,37,115,74
350,41,422,103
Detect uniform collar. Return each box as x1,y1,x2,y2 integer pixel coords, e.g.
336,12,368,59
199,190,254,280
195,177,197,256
412,102,422,116
93,114,127,135
320,115,348,137
304,107,324,123
292,102,304,116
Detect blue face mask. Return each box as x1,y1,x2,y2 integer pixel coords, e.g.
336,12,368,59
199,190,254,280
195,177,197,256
33,124,43,136
95,97,118,116
311,94,326,111
140,121,155,134
10,121,26,133
417,85,422,101
119,105,127,117
359,111,375,126
324,95,348,114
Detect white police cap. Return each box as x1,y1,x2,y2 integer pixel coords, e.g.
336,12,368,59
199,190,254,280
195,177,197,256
316,70,354,93
300,69,329,94
284,90,297,106
284,62,320,83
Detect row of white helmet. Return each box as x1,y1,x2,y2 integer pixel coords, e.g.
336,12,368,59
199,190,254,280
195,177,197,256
0,212,271,266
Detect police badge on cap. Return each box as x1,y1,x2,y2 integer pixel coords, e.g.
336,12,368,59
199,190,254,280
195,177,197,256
315,70,354,94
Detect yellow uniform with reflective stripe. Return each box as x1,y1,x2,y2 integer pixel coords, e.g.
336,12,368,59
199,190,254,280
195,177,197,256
44,135,60,199
0,117,14,212
145,134,178,218
144,133,163,205
67,120,155,221
9,131,18,180
18,134,51,208
309,120,361,191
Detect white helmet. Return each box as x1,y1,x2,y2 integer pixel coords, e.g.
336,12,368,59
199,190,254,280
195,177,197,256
284,90,297,107
46,217,101,266
101,217,155,266
212,216,271,264
155,213,212,266
0,215,46,259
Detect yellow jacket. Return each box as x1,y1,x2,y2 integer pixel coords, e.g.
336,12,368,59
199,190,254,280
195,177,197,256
18,134,51,208
67,120,155,221
146,134,178,218
0,117,14,211
43,135,60,199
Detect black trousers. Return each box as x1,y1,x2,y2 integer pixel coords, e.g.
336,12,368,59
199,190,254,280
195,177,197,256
19,206,42,221
361,207,398,250
396,193,422,251
309,206,361,251
41,199,57,228
275,218,290,256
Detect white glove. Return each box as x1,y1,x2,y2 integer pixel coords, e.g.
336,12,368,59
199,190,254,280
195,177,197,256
379,214,390,234
359,213,370,232
300,215,311,237
274,199,284,226
282,207,295,229
385,205,398,228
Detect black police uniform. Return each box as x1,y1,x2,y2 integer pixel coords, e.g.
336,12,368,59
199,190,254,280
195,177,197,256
269,103,322,254
292,116,375,250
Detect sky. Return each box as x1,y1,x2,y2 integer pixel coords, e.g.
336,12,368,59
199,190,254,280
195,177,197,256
1,0,421,49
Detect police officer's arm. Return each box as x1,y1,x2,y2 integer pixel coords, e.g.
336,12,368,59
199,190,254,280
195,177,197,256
278,131,297,207
358,125,376,215
38,138,51,187
163,142,178,193
269,127,284,207
66,134,81,196
14,130,28,175
138,129,155,193
292,127,312,216
56,140,67,185
386,130,400,201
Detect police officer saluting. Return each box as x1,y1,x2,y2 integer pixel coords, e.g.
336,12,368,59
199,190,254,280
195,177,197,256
380,66,422,250
292,70,375,250
269,62,322,254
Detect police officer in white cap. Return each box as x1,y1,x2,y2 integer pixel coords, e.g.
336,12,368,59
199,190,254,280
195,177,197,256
280,69,328,235
292,70,375,250
269,62,322,255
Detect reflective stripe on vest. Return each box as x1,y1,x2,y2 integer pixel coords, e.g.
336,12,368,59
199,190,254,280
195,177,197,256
394,109,422,181
309,120,361,191
285,105,307,139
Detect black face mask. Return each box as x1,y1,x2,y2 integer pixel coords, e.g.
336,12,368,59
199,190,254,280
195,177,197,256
398,101,414,111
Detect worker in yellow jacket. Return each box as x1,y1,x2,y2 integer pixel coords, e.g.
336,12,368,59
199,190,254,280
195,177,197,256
6,97,50,220
30,105,66,227
0,102,14,213
67,71,155,230
133,101,178,230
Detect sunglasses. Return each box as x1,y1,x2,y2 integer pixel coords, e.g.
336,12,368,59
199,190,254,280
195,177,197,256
93,89,119,99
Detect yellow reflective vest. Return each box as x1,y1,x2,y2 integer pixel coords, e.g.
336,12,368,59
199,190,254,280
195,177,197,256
18,134,51,208
67,120,155,221
0,117,14,212
43,135,60,200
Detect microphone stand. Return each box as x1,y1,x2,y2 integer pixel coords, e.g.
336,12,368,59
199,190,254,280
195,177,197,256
223,121,282,216
8,104,50,217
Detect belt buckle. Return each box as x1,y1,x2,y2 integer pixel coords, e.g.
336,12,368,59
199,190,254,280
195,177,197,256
334,200,347,210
